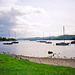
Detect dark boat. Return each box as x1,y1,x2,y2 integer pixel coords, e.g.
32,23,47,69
39,40,46,43
48,51,53,54
71,40,75,44
12,32,19,44
3,42,13,45
37,40,46,43
12,41,19,44
3,31,13,45
56,26,69,46
37,32,47,43
56,42,69,46
45,41,52,44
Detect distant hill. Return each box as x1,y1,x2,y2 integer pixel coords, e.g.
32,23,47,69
17,35,75,40
51,35,75,40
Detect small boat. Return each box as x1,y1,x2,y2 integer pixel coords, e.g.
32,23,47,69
56,42,69,46
45,33,52,44
71,40,75,44
48,51,53,54
12,41,19,44
37,32,47,43
56,26,69,46
45,41,52,44
3,42,13,45
39,40,46,43
37,40,46,43
12,32,19,44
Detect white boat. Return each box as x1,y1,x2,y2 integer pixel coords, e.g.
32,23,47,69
56,26,69,46
3,42,13,45
12,41,19,44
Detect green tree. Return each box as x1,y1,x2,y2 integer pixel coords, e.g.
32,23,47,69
2,37,7,41
0,37,2,41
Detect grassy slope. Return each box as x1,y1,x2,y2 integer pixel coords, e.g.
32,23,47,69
0,54,75,75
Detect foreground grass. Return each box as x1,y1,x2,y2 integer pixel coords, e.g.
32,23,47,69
0,54,75,75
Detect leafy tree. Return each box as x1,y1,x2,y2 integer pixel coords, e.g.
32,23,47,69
70,37,75,40
0,37,2,41
2,37,7,41
0,37,16,41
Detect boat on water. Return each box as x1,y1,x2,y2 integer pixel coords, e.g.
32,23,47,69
37,40,46,43
12,32,19,44
12,41,19,44
3,32,13,45
56,42,69,46
45,33,52,44
45,41,52,44
48,51,53,54
37,32,47,43
3,42,13,45
56,26,69,46
71,40,75,44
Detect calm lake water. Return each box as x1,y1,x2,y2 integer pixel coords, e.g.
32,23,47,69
0,40,75,59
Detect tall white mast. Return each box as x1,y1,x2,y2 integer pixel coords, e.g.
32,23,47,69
8,31,10,38
14,32,16,39
63,26,65,42
43,32,44,40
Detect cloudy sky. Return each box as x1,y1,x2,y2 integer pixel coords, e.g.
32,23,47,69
0,0,75,38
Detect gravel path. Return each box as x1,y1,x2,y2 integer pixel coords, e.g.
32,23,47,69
11,55,75,68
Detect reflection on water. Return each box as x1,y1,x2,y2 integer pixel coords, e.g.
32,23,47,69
0,40,75,58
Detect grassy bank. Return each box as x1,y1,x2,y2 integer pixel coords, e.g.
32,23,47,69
0,54,75,75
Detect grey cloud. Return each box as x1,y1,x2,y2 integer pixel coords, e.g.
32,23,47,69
0,7,21,37
0,6,45,37
0,7,22,26
0,6,43,27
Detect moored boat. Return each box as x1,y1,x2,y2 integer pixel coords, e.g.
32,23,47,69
37,32,47,43
37,40,46,43
45,41,52,44
48,51,53,54
3,42,13,45
12,32,19,44
71,40,75,44
56,26,69,46
12,41,19,44
56,42,69,46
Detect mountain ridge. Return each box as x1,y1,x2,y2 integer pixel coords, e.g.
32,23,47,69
17,35,75,40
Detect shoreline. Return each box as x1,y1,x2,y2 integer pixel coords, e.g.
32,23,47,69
10,54,75,68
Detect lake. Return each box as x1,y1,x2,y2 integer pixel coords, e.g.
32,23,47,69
0,40,75,59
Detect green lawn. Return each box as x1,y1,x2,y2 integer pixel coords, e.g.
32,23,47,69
0,54,75,75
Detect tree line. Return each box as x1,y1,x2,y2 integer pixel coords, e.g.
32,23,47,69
0,37,16,41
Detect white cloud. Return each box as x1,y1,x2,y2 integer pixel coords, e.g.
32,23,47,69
0,0,75,37
0,0,18,7
0,6,46,37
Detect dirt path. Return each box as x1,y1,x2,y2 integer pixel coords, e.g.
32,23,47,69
11,55,75,68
